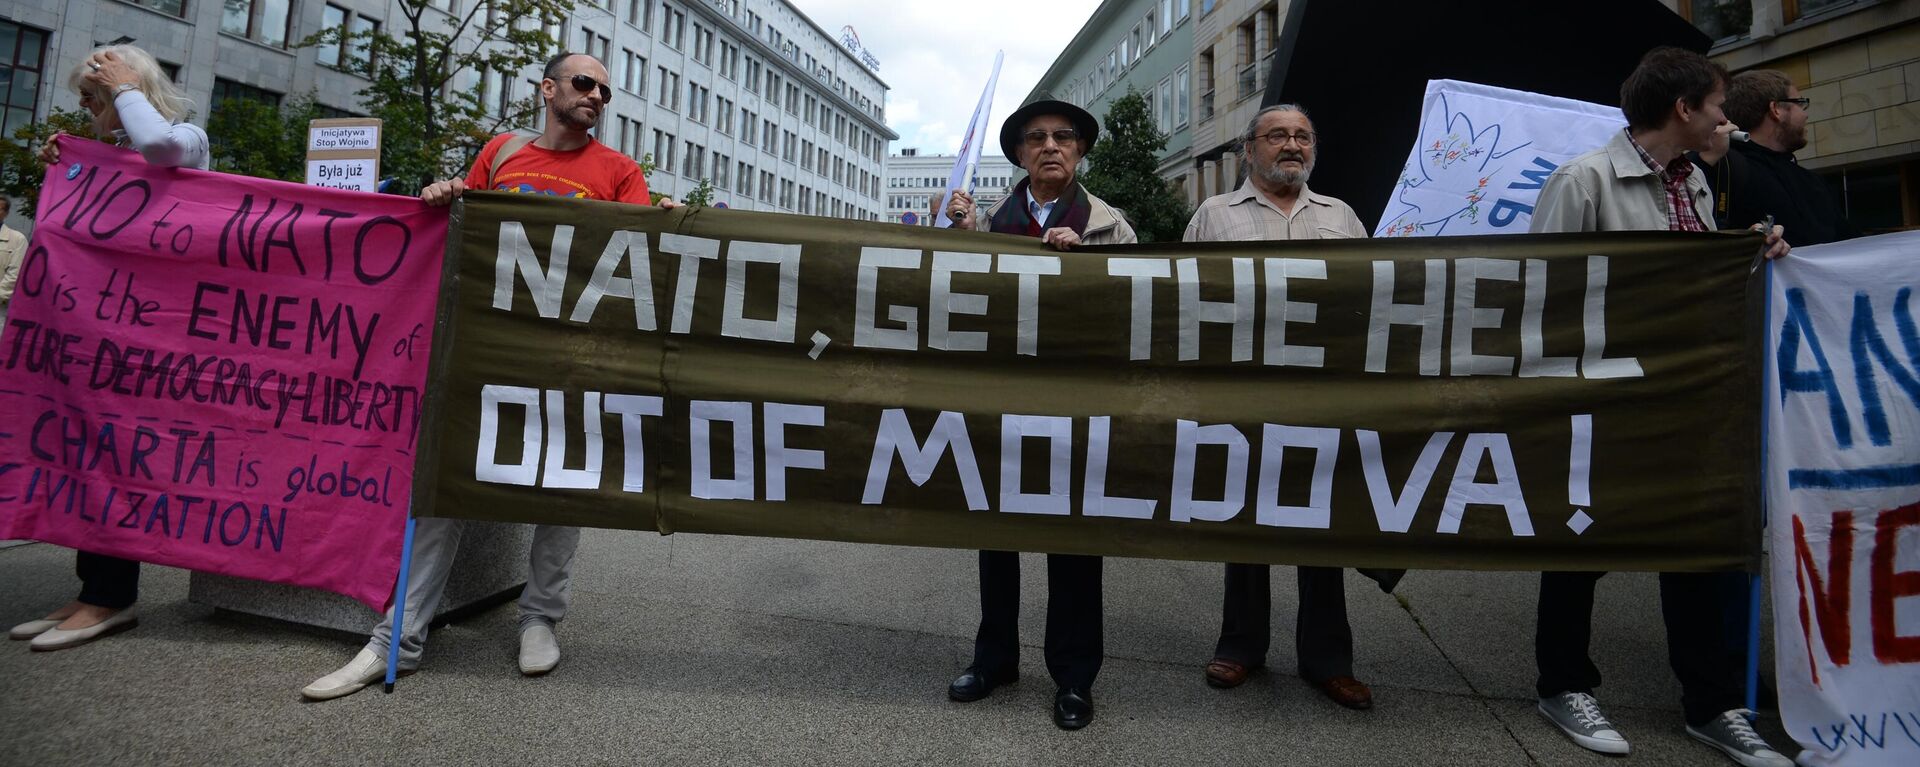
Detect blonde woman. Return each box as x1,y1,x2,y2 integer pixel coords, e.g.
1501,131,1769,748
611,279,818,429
36,45,208,170
9,44,208,651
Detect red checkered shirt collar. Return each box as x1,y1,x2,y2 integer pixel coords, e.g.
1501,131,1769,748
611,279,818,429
1623,128,1707,232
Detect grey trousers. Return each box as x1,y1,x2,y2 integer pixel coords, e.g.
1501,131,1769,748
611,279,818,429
363,518,581,669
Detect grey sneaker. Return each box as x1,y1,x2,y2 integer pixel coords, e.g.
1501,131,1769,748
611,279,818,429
1686,709,1792,767
519,623,560,675
1538,692,1630,754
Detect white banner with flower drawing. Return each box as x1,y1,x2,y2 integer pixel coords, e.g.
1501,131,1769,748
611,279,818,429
1375,80,1623,238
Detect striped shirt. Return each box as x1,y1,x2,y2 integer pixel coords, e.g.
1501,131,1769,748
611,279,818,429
1623,128,1708,233
1183,181,1368,242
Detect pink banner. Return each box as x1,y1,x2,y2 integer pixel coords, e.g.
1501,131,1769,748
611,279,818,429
0,137,445,609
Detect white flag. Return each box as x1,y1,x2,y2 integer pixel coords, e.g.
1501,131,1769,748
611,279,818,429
1375,79,1623,238
936,50,1003,228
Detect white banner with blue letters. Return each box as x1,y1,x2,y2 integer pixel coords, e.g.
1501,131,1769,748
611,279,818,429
1767,231,1920,767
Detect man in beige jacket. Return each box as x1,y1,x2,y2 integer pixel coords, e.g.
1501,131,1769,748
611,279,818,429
0,197,26,332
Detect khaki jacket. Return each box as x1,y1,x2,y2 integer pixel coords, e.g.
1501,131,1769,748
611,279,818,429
1530,130,1717,234
972,189,1139,245
0,224,25,313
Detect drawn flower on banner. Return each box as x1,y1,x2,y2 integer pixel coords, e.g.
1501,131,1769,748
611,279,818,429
1376,90,1532,237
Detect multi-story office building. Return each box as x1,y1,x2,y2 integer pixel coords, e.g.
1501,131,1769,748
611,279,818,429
1,0,895,220
882,146,1016,225
1673,0,1920,234
1027,0,1197,201
1186,0,1282,202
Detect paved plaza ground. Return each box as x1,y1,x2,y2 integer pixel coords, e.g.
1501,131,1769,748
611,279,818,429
1,529,1789,765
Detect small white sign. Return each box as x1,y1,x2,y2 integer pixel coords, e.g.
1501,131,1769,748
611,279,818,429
308,124,380,152
306,158,379,192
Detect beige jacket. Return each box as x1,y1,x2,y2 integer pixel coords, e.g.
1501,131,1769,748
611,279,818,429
0,224,25,313
971,188,1139,245
1530,130,1717,234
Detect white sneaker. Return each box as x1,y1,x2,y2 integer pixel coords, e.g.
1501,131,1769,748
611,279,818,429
302,649,389,701
28,611,137,651
1686,709,1793,767
8,618,61,640
519,623,560,675
1538,692,1631,754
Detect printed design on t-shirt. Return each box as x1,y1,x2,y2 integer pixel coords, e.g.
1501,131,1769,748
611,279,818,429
489,170,597,199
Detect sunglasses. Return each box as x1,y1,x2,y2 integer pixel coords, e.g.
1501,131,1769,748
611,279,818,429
1773,97,1810,108
1023,128,1080,147
566,73,612,102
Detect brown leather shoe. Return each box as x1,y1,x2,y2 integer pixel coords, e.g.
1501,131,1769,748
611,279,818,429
1311,675,1374,710
1204,658,1257,689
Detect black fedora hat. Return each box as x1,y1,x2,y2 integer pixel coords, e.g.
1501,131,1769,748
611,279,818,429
999,99,1099,168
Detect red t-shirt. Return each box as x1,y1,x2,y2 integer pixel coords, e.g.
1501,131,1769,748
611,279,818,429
463,133,651,204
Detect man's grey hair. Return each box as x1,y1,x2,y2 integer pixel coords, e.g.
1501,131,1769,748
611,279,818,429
1242,103,1312,142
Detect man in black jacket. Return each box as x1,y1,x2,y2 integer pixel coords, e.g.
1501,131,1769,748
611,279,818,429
1691,69,1860,246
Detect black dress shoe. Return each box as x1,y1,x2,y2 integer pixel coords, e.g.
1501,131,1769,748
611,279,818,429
1053,688,1094,730
948,667,1016,702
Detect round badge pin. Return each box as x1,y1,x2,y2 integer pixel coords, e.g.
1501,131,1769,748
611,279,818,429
66,163,83,180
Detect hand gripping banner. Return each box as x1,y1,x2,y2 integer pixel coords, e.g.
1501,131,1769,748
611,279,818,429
418,192,1764,573
0,138,445,609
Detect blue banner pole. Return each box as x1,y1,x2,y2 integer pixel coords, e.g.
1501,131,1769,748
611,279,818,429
383,516,418,694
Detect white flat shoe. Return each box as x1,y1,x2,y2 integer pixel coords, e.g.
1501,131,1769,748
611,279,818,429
302,648,400,701
8,618,61,640
29,611,137,651
519,623,560,675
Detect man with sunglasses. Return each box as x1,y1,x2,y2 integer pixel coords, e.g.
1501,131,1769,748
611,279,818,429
942,99,1134,731
1182,104,1376,713
303,51,670,703
1689,70,1858,247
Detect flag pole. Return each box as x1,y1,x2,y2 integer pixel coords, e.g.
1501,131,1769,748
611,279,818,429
383,515,418,693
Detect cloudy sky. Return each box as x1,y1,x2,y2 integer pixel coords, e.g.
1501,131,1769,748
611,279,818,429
796,0,1105,154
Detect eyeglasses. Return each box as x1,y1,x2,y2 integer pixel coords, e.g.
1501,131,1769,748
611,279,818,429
567,74,612,102
1773,97,1810,108
1023,128,1080,147
1256,130,1316,147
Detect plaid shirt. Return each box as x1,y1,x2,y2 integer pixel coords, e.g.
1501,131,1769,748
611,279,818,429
1623,129,1708,232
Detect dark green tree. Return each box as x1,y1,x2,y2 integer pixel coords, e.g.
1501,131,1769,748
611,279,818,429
303,0,576,191
1081,89,1190,243
206,93,326,182
0,108,97,217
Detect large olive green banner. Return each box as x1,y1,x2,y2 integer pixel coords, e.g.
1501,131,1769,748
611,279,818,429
416,192,1763,572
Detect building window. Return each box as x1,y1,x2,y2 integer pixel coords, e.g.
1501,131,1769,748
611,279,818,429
1683,0,1752,41
1157,77,1173,134
1789,0,1857,21
621,49,647,94
123,0,187,17
222,0,293,48
628,0,651,30
0,21,47,140
1162,0,1174,32
212,77,284,109
1175,63,1191,129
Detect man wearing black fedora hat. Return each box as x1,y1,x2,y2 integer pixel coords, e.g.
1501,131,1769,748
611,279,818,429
943,98,1135,731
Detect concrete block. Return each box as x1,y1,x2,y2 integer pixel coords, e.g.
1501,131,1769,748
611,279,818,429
188,520,533,635
1768,54,1812,88
1867,21,1920,71
1809,39,1872,83
1811,112,1878,154
1875,102,1920,145
1803,80,1842,122
1837,66,1908,115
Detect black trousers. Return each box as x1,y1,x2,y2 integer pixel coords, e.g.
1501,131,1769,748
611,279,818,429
1535,570,1745,726
1214,563,1353,683
970,550,1103,692
76,551,140,610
